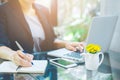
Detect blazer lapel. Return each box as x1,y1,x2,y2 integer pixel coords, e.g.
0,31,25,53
33,3,55,51
3,0,34,52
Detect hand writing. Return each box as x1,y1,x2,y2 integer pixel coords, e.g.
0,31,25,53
11,50,33,67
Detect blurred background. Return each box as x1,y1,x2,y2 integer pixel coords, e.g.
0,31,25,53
36,0,100,42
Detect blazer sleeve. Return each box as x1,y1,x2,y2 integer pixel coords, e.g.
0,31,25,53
0,7,10,47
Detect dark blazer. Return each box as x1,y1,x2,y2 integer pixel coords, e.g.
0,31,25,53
0,0,55,53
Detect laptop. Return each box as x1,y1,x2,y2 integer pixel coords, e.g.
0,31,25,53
48,48,84,62
47,15,118,62
86,15,118,53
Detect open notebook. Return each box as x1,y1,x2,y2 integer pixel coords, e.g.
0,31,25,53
0,60,48,74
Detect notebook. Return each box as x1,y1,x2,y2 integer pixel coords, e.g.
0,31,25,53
0,60,48,74
47,48,84,62
86,15,118,52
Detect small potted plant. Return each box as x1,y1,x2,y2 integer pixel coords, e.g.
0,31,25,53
86,44,101,54
82,43,104,70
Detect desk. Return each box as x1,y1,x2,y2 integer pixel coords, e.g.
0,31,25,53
50,60,112,80
53,51,120,80
40,51,112,80
0,51,120,80
53,64,112,80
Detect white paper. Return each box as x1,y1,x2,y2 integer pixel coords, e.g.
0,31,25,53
0,60,48,74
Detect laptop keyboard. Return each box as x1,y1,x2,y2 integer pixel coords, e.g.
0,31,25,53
64,51,82,59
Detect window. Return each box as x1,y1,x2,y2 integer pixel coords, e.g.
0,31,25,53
35,0,100,42
55,0,100,42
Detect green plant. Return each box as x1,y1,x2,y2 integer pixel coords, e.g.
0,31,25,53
63,20,89,42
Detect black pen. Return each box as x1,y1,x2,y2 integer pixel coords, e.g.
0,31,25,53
15,41,33,71
16,65,22,71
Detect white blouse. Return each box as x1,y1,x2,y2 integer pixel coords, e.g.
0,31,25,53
24,15,45,52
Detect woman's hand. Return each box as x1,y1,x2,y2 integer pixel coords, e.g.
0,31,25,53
11,50,33,67
65,42,85,52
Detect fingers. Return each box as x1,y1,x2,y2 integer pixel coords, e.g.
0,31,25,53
17,50,33,62
17,50,27,59
65,42,85,52
18,58,32,67
26,54,34,62
77,43,84,52
12,51,33,67
65,43,76,51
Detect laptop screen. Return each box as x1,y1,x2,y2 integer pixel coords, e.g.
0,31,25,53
86,16,118,52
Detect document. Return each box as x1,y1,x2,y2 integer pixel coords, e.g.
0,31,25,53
0,60,48,74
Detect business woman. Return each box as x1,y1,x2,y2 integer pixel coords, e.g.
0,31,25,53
0,0,84,59
0,0,84,80
0,0,57,79
0,0,56,53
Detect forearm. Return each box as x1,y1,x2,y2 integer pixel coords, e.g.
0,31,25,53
53,39,70,49
0,46,16,61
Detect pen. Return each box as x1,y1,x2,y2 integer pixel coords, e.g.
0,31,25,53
16,65,22,71
15,41,33,71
